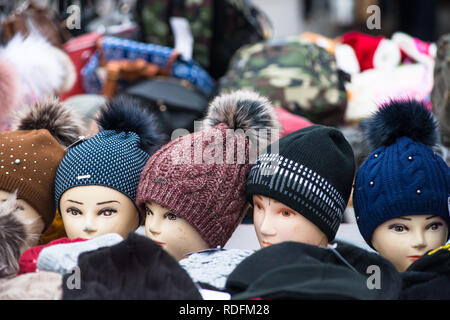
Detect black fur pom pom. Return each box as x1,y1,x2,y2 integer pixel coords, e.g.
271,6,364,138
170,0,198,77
366,99,439,151
97,96,168,155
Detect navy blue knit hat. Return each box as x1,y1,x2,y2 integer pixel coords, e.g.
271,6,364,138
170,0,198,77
353,100,450,248
54,97,167,222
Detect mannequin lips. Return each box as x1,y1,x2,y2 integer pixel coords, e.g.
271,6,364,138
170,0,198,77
261,241,273,248
407,255,423,261
152,240,165,246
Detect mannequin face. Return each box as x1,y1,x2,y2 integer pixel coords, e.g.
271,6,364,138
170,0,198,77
60,185,139,240
0,189,44,247
252,195,328,248
144,201,209,261
372,215,448,272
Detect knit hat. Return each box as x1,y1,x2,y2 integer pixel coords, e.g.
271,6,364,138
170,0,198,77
136,90,281,248
0,98,82,231
62,233,202,300
246,125,356,242
353,100,450,248
54,96,167,223
37,233,123,275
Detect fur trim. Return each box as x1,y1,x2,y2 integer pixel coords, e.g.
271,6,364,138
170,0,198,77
203,90,281,151
366,99,438,151
14,96,83,148
96,96,168,155
0,193,27,278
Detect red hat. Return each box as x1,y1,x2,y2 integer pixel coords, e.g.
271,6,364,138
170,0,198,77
136,90,280,247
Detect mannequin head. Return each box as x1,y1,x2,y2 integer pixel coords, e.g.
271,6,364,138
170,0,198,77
0,189,44,247
144,201,209,261
371,215,448,272
60,185,139,240
136,91,281,252
252,195,328,248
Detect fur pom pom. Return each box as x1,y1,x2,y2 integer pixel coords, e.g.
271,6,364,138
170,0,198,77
366,99,439,151
14,96,84,148
0,193,27,278
203,90,281,150
96,96,168,155
2,33,68,103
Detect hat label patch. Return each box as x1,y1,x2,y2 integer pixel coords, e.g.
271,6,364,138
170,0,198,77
77,174,91,180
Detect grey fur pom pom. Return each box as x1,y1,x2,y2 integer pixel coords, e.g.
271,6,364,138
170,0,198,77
0,193,27,278
13,96,83,148
203,90,281,152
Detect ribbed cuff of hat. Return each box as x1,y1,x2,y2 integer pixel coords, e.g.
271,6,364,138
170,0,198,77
355,194,450,248
37,233,124,275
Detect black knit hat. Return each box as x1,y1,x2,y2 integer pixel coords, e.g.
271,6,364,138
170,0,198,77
62,233,202,300
246,125,355,241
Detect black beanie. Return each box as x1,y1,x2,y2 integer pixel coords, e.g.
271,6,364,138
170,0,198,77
62,233,202,300
246,125,355,241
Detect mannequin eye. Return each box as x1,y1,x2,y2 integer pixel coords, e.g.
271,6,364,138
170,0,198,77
67,208,82,216
389,224,408,233
254,203,262,210
280,210,293,217
145,207,153,216
165,212,177,221
15,205,24,211
99,208,117,217
426,222,443,231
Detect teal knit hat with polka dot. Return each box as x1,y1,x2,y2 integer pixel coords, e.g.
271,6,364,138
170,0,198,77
54,97,167,222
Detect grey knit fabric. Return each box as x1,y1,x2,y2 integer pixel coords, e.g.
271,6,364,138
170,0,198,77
179,248,254,290
37,233,123,275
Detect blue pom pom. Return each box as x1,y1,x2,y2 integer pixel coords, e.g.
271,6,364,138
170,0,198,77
366,99,439,151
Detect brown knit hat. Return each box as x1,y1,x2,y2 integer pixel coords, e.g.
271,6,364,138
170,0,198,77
0,98,82,231
136,90,280,247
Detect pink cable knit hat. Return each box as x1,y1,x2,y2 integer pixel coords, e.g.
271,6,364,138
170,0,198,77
136,90,280,247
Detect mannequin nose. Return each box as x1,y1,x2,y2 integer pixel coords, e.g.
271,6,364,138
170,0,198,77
148,218,162,234
259,214,276,237
412,231,427,249
83,215,98,233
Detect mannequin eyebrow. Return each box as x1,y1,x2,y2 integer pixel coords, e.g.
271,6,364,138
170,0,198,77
96,200,120,205
426,215,438,220
68,200,83,205
398,217,412,221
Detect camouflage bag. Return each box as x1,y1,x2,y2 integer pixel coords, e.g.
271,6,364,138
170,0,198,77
135,0,271,79
218,37,348,126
